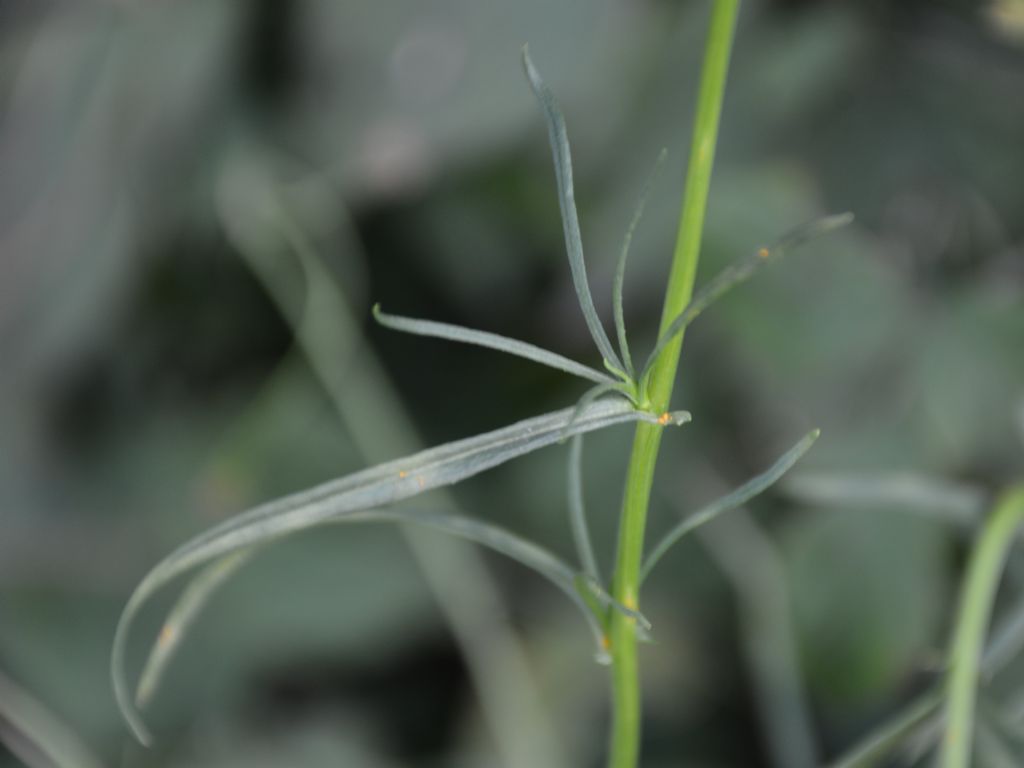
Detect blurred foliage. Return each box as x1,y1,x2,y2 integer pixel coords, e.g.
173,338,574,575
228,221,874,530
1,1,1023,766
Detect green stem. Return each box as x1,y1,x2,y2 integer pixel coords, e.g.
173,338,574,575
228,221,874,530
607,2,740,767
941,485,1024,768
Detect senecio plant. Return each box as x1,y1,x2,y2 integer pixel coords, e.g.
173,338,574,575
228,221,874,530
112,3,855,766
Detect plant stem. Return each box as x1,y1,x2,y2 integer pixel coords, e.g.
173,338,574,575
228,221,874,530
941,485,1024,768
607,2,740,767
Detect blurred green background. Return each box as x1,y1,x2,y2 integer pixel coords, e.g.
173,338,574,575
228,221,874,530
2,1,1024,766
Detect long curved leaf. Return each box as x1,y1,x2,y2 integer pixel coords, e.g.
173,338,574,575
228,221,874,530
112,399,688,744
640,213,853,379
373,304,615,386
613,148,667,378
641,429,820,583
134,551,253,710
521,46,624,374
0,671,106,768
133,509,643,735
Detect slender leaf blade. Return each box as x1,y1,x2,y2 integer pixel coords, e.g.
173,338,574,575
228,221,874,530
613,148,667,378
134,551,253,709
640,213,854,380
641,429,820,583
521,46,624,374
568,434,601,583
0,671,107,768
373,304,616,386
370,511,616,658
112,399,687,743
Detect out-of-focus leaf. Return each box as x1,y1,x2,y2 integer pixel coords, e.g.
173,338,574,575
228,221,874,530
0,670,106,768
784,472,986,529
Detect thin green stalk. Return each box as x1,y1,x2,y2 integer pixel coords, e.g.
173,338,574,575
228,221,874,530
941,485,1024,768
608,2,740,767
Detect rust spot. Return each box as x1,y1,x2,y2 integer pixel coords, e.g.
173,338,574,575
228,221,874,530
398,471,408,479
600,634,611,651
757,247,770,259
657,412,672,426
157,625,176,648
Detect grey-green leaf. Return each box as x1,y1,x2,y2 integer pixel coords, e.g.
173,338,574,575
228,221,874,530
0,671,107,768
640,213,854,380
373,304,617,386
369,510,631,661
521,46,624,374
641,429,820,583
782,471,985,529
112,399,686,744
568,434,601,583
613,148,667,379
134,550,253,710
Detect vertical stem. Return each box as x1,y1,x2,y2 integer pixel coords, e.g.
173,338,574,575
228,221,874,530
607,2,740,767
941,486,1024,768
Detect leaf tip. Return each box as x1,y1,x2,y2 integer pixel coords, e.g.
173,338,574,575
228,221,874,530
121,705,154,748
822,211,855,233
667,410,692,427
521,44,539,88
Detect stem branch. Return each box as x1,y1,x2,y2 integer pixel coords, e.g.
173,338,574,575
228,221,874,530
607,2,740,766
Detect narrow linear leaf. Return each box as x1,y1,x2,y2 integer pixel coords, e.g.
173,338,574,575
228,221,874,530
613,148,668,379
133,511,641,730
368,510,621,659
373,304,616,386
640,213,854,379
112,399,686,744
135,550,253,709
568,434,601,583
562,383,634,441
521,46,624,374
641,429,820,583
783,471,985,529
0,671,106,768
